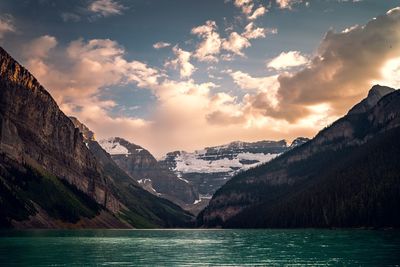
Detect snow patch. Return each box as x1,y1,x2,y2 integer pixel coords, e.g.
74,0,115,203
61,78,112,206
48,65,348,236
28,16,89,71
173,151,279,174
193,199,201,205
138,178,160,196
99,138,130,155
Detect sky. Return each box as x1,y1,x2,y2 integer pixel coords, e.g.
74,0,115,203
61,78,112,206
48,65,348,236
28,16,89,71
0,0,399,157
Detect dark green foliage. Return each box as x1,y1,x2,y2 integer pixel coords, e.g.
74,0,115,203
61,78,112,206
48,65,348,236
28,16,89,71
222,127,400,228
200,90,400,228
0,154,101,227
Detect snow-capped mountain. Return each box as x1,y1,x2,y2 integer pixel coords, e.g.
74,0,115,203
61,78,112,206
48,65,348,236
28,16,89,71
99,137,199,205
159,138,309,197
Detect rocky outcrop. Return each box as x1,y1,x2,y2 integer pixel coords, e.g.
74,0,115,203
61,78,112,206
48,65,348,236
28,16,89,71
348,85,395,115
69,117,95,141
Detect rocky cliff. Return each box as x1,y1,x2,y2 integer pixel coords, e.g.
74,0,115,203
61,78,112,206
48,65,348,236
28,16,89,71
0,47,120,212
0,47,193,228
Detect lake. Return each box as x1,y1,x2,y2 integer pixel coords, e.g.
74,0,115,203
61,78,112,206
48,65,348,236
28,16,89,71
0,229,399,266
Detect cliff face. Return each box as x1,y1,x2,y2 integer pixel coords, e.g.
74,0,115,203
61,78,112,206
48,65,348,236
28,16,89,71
199,86,400,228
0,47,193,228
0,47,120,212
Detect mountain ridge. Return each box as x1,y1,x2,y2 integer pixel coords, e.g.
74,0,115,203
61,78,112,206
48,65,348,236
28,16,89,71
98,136,199,206
159,137,309,198
199,85,400,228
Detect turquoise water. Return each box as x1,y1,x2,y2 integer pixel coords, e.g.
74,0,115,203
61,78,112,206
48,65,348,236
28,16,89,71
0,229,399,266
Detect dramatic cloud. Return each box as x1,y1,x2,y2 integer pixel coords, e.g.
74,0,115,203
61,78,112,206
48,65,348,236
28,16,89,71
191,20,222,62
19,6,400,156
88,0,125,17
230,71,280,107
153,42,171,49
0,14,15,39
248,7,400,122
267,51,309,70
22,36,252,155
374,57,400,89
25,37,160,106
165,46,196,78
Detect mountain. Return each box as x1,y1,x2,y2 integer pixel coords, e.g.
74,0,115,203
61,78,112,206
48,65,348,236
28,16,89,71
98,137,199,206
159,138,309,199
348,85,395,115
0,47,193,228
69,118,195,227
199,85,400,228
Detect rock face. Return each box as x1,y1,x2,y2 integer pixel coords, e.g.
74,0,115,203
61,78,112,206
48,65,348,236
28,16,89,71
99,137,199,205
0,47,118,212
348,85,395,115
199,86,400,228
0,47,193,228
159,139,309,198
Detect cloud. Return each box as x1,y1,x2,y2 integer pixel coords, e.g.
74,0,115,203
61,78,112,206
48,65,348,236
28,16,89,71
61,12,81,22
20,7,400,157
267,51,309,70
248,7,400,122
25,37,160,106
21,36,247,155
222,32,250,57
88,0,125,17
249,6,267,20
232,0,267,20
191,20,222,62
153,42,171,49
243,22,276,39
165,45,196,78
22,34,328,157
25,35,57,59
234,0,254,15
0,14,15,39
191,20,272,61
230,71,280,107
373,57,400,89
276,0,303,9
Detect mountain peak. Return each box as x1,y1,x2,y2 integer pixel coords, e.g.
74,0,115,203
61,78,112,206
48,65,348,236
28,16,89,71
348,84,395,115
290,137,310,148
368,84,396,97
99,137,144,155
